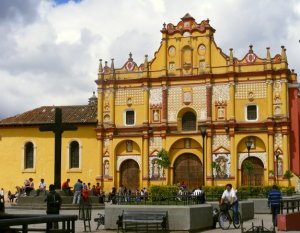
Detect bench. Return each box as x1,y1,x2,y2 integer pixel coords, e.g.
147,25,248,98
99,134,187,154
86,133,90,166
116,210,168,232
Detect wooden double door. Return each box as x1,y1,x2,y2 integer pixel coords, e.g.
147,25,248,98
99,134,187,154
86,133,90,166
174,153,203,190
120,159,139,192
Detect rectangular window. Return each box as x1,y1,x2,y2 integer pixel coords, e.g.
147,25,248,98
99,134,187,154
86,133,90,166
247,105,257,120
126,110,135,125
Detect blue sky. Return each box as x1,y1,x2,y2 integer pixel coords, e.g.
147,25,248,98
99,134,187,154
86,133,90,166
53,0,81,5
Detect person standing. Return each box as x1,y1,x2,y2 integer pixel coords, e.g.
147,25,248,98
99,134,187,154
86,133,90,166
45,184,62,229
72,179,83,204
220,183,239,224
268,185,282,227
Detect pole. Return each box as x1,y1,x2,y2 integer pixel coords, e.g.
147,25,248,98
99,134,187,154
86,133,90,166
202,135,205,186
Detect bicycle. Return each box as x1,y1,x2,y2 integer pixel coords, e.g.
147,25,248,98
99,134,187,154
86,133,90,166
218,203,242,230
94,213,105,230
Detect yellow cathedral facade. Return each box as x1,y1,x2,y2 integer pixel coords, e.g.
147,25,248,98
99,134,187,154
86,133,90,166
1,14,299,193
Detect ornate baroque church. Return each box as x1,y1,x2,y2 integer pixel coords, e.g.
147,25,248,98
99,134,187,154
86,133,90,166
1,14,300,192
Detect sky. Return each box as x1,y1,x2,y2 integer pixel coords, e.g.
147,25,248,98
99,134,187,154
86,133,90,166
0,0,299,119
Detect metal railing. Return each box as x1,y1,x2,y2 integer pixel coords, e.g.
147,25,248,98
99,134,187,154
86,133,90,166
0,214,78,233
108,193,248,205
280,198,300,214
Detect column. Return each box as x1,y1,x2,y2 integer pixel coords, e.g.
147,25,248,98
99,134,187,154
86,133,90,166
97,136,104,185
109,88,115,126
108,136,115,186
281,79,288,118
142,135,149,186
205,36,211,73
162,85,168,124
229,81,235,120
268,132,274,184
143,87,149,125
282,133,289,174
97,88,103,125
266,79,273,119
230,133,237,187
206,84,212,121
206,133,212,185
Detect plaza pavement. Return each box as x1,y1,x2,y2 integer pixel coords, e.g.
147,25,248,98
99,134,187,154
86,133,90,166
4,203,299,233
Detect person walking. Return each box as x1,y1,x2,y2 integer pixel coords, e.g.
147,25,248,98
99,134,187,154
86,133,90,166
45,184,62,229
220,183,239,224
268,185,282,227
72,179,83,204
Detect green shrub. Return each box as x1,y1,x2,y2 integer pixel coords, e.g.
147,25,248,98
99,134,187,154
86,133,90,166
148,185,179,197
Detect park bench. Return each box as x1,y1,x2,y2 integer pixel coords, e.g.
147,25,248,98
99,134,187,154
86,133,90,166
0,214,77,233
116,210,168,232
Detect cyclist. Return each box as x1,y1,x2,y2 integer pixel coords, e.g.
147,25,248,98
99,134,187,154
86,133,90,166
220,183,239,224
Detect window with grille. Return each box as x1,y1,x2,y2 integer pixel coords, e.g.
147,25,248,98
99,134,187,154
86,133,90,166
182,112,196,131
70,141,79,168
24,142,34,169
125,110,135,125
246,105,258,121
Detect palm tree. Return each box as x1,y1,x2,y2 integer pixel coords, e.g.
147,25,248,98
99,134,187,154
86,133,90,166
283,170,294,187
156,148,170,185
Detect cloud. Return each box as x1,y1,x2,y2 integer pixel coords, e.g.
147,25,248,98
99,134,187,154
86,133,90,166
0,0,299,119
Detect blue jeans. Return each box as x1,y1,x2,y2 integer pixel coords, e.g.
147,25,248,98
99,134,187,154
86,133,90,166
271,205,280,226
231,201,239,224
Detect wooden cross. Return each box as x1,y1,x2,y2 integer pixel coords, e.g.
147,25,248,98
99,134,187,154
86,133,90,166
39,107,77,189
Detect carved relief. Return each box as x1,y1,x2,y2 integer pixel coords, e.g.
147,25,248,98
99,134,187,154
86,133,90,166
115,89,143,106
213,154,231,179
235,83,266,99
238,152,267,169
117,155,141,171
150,88,162,106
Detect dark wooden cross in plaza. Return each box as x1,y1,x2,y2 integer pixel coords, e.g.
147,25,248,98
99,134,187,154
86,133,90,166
39,108,77,189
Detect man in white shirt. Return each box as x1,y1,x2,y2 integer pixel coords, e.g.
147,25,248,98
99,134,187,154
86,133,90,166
37,178,47,196
220,183,239,224
193,187,205,204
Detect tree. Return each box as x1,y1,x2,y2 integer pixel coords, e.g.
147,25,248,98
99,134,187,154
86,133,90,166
283,170,294,187
156,148,170,185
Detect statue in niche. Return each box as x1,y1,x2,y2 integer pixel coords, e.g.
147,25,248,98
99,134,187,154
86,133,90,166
184,138,191,148
218,107,225,119
215,156,228,179
277,159,283,176
126,140,133,152
104,160,109,176
153,110,159,122
183,92,192,104
152,160,160,179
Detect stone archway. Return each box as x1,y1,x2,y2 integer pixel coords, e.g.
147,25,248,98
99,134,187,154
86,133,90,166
173,153,202,190
241,157,264,186
120,159,139,191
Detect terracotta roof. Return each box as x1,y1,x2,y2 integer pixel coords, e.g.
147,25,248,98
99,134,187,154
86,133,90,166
0,105,97,126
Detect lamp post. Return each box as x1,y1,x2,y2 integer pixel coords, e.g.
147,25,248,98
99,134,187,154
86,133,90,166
200,124,207,186
274,150,280,185
245,137,253,157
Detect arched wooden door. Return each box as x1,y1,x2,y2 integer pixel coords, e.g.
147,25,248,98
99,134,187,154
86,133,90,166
241,157,264,186
173,153,202,190
120,159,139,191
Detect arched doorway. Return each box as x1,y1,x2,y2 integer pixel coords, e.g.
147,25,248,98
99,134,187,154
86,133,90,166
173,153,202,190
241,157,264,186
120,159,139,191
